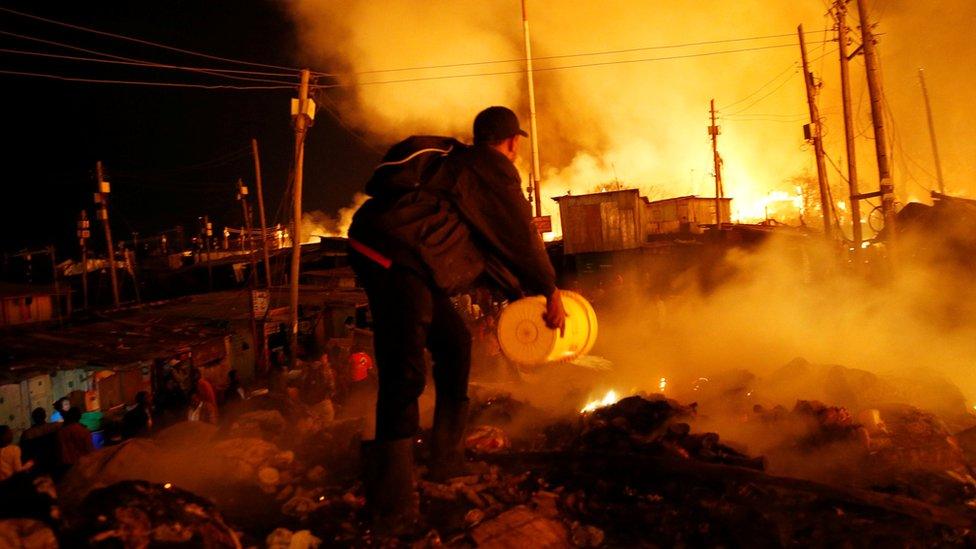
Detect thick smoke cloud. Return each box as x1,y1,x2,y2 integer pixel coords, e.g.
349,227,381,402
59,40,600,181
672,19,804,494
288,0,975,233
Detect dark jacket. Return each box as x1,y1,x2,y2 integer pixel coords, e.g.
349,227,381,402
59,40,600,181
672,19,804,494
437,144,556,297
349,136,556,298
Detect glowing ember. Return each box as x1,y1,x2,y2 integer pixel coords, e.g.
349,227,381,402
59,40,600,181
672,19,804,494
692,377,710,392
581,390,619,413
659,377,668,392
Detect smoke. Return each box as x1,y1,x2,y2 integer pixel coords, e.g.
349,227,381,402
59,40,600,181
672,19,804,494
288,0,975,236
285,1,976,481
589,230,976,421
300,192,369,242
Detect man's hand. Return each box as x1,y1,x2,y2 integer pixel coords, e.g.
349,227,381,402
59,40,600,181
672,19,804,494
544,288,567,337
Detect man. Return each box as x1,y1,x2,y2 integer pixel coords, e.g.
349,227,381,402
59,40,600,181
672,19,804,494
56,407,93,476
19,408,61,476
189,368,218,424
121,391,153,439
348,106,565,533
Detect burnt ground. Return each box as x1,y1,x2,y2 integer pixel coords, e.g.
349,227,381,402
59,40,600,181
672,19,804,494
4,359,976,547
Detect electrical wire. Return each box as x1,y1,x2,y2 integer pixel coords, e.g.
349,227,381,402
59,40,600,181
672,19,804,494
0,68,296,89
350,41,831,87
722,117,807,124
356,28,833,75
0,47,301,85
0,5,331,76
313,90,385,154
112,145,252,176
721,71,800,116
718,64,798,110
724,111,808,118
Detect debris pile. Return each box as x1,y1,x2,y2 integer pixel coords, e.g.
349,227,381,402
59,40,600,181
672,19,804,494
574,395,762,469
69,480,241,548
28,379,976,546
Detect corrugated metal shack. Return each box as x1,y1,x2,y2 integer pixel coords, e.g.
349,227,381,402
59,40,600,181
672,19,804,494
552,189,803,296
553,190,733,255
0,282,68,327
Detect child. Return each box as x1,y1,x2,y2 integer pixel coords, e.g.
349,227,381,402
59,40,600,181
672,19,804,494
0,425,34,481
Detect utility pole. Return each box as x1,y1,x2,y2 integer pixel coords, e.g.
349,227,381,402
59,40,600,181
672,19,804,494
127,237,142,305
77,210,90,309
290,68,313,368
918,68,945,195
237,179,257,265
203,215,213,291
836,1,863,247
48,245,63,324
798,25,833,239
237,178,262,378
251,138,273,288
708,99,724,228
521,0,543,218
94,161,121,307
856,0,896,238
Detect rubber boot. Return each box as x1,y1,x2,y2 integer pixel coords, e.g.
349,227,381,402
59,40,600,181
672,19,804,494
362,438,421,537
427,400,471,482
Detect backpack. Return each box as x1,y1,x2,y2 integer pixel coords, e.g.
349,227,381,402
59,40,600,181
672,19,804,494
349,136,486,294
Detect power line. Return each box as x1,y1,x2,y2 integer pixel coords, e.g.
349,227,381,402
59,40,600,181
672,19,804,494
0,5,331,76
112,145,252,177
0,69,296,90
313,90,385,154
722,71,800,116
350,41,831,87
718,63,797,110
0,30,296,77
719,46,838,117
0,47,299,85
723,117,807,124
726,111,807,118
356,28,833,75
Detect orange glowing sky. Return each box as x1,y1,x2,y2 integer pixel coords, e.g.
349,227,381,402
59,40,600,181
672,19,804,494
290,0,976,237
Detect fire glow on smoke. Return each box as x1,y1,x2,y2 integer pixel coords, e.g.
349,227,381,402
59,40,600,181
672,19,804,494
288,1,976,238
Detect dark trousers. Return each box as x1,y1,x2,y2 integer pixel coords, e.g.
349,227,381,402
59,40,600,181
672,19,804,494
351,253,472,441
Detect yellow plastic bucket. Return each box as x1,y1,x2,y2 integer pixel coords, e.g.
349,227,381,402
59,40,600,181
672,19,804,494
497,290,598,366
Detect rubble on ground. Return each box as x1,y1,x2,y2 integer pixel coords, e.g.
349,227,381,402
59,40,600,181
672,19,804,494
68,480,241,548
0,519,58,549
33,375,976,547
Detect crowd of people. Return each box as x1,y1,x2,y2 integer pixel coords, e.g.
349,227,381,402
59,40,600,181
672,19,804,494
0,343,377,489
1,402,94,483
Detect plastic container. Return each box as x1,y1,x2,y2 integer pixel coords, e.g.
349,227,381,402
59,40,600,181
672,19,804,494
497,290,598,366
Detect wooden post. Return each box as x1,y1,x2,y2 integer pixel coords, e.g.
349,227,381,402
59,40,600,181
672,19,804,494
918,68,945,195
709,99,724,227
95,161,121,307
48,245,62,324
251,138,273,289
290,69,311,368
521,0,543,218
78,210,90,310
798,25,833,239
836,1,863,247
856,0,896,239
203,215,213,291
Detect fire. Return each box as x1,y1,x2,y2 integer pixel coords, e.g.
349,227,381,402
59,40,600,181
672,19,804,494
300,192,369,244
658,377,668,393
581,389,619,413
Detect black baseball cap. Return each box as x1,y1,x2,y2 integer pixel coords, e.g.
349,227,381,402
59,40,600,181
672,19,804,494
473,106,528,143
